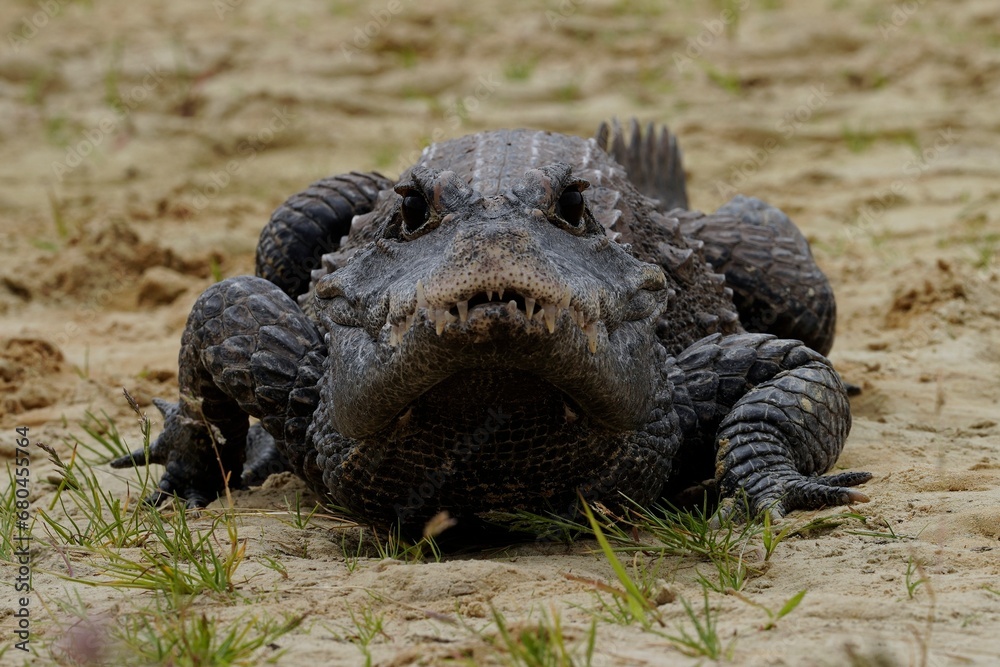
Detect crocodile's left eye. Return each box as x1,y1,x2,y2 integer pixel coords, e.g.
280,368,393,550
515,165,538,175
401,194,431,234
555,188,585,229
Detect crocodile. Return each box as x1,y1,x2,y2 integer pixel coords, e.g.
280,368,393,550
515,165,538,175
113,119,871,533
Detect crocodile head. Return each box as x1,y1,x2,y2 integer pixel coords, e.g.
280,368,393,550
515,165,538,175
311,161,671,522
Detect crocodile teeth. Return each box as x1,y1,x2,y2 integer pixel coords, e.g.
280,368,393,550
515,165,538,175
388,282,604,351
543,303,557,333
563,402,578,423
559,288,571,310
584,322,599,354
435,309,456,336
416,280,428,309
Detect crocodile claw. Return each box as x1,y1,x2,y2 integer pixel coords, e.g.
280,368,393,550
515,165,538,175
109,398,178,470
714,469,873,526
145,467,215,509
110,397,234,509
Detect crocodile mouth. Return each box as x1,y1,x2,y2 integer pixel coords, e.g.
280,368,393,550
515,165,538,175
385,281,614,352
324,270,666,439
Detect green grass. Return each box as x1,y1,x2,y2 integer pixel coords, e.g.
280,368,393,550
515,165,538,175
843,515,919,540
337,603,388,667
702,64,742,94
662,589,734,660
731,588,807,630
484,606,596,667
342,528,366,573
503,496,834,593
121,610,302,666
43,112,76,147
47,188,70,239
39,393,247,605
504,59,536,82
582,501,659,628
365,511,455,563
28,396,319,665
104,39,125,109
45,592,303,666
57,499,247,599
841,124,921,153
905,555,928,599
281,491,321,530
1,465,24,561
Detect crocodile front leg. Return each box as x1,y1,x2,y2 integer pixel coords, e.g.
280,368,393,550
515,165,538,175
256,171,392,299
112,276,326,507
667,333,870,519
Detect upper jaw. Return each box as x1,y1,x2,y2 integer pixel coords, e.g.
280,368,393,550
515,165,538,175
386,281,605,352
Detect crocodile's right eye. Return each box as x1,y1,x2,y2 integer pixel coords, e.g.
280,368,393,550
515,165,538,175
401,195,430,234
555,189,585,228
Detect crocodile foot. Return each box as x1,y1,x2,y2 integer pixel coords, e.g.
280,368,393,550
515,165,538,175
110,398,238,508
715,466,872,525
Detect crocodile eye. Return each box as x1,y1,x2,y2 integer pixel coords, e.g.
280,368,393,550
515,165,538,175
555,189,585,228
401,195,430,233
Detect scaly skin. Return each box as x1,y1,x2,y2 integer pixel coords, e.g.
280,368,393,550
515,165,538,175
113,120,870,532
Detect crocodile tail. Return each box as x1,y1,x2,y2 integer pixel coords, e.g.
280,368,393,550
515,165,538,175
256,171,393,299
595,118,688,213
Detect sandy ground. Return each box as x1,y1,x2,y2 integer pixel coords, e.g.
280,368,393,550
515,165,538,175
2,0,999,665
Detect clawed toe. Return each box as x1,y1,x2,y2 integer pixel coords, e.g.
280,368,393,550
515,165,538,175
815,471,873,488
110,447,163,469
717,469,872,525
143,473,215,509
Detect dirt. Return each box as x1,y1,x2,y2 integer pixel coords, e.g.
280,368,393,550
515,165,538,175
2,0,999,665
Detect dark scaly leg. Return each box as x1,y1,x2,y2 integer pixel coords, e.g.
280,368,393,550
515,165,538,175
256,171,393,299
668,333,870,519
676,197,837,356
112,276,325,507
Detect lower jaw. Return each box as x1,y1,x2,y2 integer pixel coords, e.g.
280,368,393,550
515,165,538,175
324,371,606,525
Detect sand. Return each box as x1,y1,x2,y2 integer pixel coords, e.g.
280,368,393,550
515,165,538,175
1,0,999,664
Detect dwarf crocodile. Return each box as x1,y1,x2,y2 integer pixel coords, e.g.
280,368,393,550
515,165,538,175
114,119,870,532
